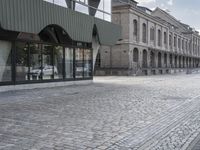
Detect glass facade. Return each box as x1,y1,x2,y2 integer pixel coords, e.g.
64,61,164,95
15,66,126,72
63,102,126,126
75,48,84,78
43,0,111,21
65,48,74,78
0,40,12,82
16,42,29,81
75,48,92,78
0,40,93,85
84,49,92,77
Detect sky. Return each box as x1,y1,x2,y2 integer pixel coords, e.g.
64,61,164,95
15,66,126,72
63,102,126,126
136,0,200,32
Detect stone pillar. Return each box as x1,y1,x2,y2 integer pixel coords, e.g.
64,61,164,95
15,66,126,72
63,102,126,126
137,17,140,43
161,52,164,68
155,51,158,68
181,56,183,68
167,53,170,68
172,32,174,52
154,23,156,47
138,48,143,68
161,27,163,49
147,49,151,68
172,54,175,68
147,20,149,45
176,35,178,51
180,38,182,54
167,30,169,51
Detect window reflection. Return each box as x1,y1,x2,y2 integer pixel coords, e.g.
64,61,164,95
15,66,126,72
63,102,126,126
0,40,12,82
11,41,93,84
29,44,42,81
54,46,64,79
43,0,67,7
75,3,89,15
16,42,29,81
65,48,74,78
43,0,111,21
75,48,84,78
84,49,92,77
42,45,54,80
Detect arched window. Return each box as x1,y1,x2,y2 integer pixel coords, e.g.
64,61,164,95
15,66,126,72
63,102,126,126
133,20,137,37
178,38,181,49
164,53,167,67
185,41,188,51
133,48,139,62
150,27,155,41
142,50,147,68
142,23,147,43
169,34,172,48
174,36,177,47
158,52,162,67
164,32,167,44
158,29,161,46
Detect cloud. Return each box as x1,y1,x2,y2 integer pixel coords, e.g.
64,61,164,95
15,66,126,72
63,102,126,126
167,0,173,6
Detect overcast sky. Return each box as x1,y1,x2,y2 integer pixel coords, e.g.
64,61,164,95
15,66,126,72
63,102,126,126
137,0,200,32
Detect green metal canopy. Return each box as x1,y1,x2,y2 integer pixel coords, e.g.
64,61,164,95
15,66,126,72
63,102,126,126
0,0,121,45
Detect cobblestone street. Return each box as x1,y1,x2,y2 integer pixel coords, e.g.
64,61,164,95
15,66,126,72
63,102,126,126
1,74,200,150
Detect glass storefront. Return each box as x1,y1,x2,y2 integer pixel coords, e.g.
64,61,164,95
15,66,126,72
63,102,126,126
75,48,84,78
0,41,92,85
84,49,92,77
75,48,92,78
16,42,29,81
29,44,42,81
42,44,54,80
54,46,64,79
0,40,12,82
65,48,74,78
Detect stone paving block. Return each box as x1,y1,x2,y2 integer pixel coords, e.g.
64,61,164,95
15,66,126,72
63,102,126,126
0,75,200,149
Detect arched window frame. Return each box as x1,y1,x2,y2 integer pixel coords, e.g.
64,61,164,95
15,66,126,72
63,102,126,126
164,32,167,45
142,23,147,43
150,27,155,41
158,29,161,46
133,19,137,37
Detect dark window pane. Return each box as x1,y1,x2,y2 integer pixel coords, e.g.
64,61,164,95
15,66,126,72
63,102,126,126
29,44,42,81
75,48,84,78
84,49,92,77
0,40,12,82
54,46,63,79
42,45,54,80
65,48,74,78
16,42,29,81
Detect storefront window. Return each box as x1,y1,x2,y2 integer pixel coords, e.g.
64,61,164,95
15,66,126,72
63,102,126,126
75,48,84,78
0,40,12,82
54,46,64,79
29,44,42,81
16,42,29,81
42,45,54,80
84,49,92,77
65,48,74,78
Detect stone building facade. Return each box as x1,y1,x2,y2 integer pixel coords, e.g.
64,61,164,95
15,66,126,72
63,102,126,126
95,0,200,76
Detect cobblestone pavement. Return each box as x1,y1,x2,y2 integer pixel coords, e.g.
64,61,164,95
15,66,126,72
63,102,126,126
1,74,200,150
